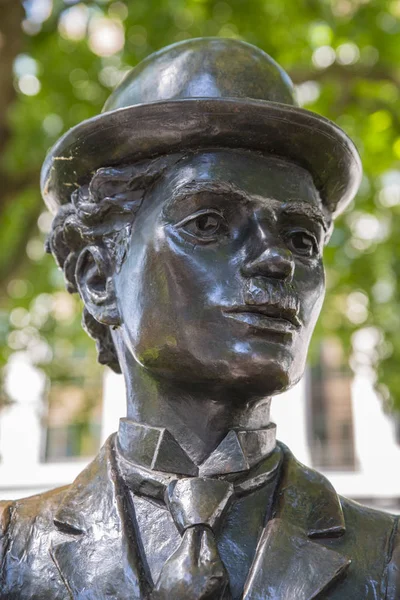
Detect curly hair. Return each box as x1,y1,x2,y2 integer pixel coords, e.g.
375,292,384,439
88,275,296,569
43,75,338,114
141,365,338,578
46,153,184,373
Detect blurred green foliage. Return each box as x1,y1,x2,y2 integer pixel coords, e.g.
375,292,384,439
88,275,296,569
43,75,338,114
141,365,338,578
1,0,400,410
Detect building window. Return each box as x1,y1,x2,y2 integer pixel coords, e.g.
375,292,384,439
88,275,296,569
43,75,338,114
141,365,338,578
308,339,356,470
43,382,102,461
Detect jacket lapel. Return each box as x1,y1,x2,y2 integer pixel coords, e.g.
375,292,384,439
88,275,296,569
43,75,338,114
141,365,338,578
243,443,351,600
50,437,350,600
50,434,150,600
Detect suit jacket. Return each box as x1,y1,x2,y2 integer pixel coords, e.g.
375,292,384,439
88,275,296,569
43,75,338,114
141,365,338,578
0,434,399,600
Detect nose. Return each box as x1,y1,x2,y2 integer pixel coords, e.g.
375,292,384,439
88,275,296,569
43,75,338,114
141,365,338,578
242,246,295,281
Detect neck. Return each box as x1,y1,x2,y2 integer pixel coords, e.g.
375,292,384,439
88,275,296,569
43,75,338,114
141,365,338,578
117,351,272,465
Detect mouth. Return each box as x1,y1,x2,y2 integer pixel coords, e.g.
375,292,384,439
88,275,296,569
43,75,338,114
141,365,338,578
223,305,302,334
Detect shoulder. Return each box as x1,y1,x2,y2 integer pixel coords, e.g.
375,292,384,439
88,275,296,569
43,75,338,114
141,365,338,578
279,441,397,537
0,438,117,598
0,485,69,554
278,443,399,598
0,500,13,560
339,495,397,562
0,435,116,545
1,484,69,533
0,486,69,599
340,494,397,532
336,494,399,600
0,500,13,534
332,497,399,600
386,514,400,600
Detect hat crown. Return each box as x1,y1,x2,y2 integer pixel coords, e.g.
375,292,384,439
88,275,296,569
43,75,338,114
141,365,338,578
103,37,296,112
42,37,361,217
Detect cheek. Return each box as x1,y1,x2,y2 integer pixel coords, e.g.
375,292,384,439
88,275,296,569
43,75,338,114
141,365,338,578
151,231,236,309
116,237,209,342
297,262,325,322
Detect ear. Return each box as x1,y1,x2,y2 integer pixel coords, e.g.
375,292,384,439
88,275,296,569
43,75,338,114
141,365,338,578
75,245,121,327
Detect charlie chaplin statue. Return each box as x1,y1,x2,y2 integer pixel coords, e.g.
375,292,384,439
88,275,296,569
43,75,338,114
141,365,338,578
1,38,399,600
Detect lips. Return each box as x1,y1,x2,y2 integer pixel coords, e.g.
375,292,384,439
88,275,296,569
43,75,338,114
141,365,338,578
223,304,302,332
223,279,302,334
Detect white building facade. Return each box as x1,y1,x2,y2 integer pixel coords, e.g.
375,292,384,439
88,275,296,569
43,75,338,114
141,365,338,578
0,356,399,513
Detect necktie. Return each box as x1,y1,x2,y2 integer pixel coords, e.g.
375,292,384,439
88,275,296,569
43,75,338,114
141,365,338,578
151,478,234,600
116,439,282,597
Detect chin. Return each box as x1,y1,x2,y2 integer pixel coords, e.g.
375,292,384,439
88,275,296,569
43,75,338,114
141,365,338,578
197,341,302,396
225,358,297,395
129,333,304,393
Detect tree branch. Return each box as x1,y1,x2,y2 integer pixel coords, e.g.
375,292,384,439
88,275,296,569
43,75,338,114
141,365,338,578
289,63,400,86
0,0,25,161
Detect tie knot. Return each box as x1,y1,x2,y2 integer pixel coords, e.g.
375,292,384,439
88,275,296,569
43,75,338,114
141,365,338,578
165,478,234,535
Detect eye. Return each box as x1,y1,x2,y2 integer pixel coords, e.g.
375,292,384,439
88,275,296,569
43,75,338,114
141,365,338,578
286,230,318,257
179,210,228,241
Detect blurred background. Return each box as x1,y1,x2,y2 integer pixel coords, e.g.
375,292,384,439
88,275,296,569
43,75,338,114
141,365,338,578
1,0,400,511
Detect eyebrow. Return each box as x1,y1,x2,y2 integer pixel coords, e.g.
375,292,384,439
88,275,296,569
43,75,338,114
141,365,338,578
280,202,330,232
170,181,330,232
170,180,253,206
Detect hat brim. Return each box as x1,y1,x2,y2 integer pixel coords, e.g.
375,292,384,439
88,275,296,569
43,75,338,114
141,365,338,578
41,98,362,217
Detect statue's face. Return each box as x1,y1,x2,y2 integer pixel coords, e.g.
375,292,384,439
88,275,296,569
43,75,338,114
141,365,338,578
113,150,326,396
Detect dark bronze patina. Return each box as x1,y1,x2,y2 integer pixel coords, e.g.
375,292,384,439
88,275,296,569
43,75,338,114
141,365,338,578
1,38,399,599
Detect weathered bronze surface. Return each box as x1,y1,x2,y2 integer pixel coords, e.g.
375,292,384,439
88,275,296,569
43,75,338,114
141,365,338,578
1,38,399,599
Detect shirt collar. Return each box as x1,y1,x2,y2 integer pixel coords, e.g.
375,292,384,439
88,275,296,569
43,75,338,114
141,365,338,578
117,417,277,478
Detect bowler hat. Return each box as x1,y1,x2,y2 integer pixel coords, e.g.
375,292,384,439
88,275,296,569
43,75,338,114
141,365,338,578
41,37,362,217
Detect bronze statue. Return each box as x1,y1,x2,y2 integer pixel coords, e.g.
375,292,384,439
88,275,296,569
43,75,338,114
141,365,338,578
1,38,399,599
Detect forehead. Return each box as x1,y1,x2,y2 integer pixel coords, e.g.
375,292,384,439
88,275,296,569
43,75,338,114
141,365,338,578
160,150,322,209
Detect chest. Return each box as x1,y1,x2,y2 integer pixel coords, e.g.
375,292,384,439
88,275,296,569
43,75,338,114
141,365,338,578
131,483,275,600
